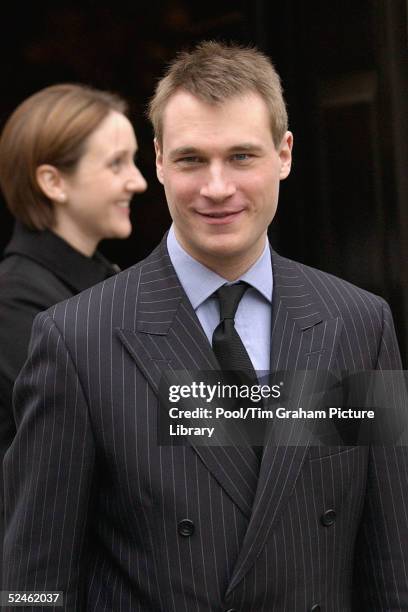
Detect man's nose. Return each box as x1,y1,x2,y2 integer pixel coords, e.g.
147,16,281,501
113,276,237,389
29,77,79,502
200,164,236,201
126,165,147,194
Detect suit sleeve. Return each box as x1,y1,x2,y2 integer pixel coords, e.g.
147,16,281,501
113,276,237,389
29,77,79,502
353,299,408,610
0,277,45,583
3,310,96,611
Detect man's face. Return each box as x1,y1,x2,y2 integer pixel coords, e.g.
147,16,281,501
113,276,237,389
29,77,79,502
155,90,292,276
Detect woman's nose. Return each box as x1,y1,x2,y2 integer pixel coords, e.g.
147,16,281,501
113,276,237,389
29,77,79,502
126,165,147,193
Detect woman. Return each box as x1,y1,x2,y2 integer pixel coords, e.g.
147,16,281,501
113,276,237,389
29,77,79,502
0,83,147,522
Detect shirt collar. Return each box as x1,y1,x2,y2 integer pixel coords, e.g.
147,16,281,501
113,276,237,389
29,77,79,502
167,224,273,309
3,222,118,293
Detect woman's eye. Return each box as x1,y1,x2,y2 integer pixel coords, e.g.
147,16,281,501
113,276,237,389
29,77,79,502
110,158,123,171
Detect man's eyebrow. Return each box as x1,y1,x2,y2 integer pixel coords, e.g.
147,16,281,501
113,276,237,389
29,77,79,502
226,143,264,153
169,147,200,158
169,143,264,158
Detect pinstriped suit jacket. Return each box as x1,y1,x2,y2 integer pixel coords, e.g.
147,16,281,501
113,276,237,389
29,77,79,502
3,238,408,611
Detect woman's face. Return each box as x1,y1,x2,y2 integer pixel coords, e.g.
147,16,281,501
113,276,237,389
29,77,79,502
55,110,147,255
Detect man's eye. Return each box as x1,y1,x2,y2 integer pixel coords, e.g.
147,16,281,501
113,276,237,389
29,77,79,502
232,153,251,162
177,156,202,164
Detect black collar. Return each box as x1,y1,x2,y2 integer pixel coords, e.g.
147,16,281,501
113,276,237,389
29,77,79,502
3,223,119,293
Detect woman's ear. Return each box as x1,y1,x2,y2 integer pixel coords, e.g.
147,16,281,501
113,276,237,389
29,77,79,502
36,165,67,203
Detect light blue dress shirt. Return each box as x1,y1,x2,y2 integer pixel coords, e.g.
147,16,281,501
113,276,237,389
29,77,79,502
167,225,273,373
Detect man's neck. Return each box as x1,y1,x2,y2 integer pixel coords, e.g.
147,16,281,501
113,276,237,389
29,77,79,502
173,229,268,281
193,253,263,281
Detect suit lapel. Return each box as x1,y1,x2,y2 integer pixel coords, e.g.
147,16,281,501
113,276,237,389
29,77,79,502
116,239,259,518
116,240,343,590
226,249,343,594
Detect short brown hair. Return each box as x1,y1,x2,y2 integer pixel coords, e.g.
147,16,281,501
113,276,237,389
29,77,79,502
0,84,127,230
148,40,288,149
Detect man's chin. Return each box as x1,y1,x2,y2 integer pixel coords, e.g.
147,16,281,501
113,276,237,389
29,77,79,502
190,238,251,268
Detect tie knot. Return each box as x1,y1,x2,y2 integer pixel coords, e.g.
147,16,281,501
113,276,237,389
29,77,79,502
216,282,249,321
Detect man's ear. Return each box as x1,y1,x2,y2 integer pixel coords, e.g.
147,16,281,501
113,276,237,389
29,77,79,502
36,165,67,203
278,131,293,180
154,138,164,185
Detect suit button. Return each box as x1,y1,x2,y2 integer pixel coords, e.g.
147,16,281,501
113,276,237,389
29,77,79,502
310,605,321,612
178,519,194,537
321,509,336,526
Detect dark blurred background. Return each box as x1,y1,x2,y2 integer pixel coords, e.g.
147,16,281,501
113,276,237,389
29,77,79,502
1,0,407,364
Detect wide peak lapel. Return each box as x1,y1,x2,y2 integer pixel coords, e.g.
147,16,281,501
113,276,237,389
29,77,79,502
136,241,184,336
271,252,322,369
117,239,217,397
269,251,343,372
116,238,259,517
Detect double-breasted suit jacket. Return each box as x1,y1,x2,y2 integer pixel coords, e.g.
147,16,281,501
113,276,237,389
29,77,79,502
3,237,408,611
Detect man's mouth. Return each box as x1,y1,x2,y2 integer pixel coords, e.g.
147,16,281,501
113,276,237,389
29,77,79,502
197,209,244,224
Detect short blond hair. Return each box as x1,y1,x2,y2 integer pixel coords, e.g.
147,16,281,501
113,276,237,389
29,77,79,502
148,40,288,148
0,84,127,230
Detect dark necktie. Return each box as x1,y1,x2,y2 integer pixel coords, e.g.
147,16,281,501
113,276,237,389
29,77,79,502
212,282,255,372
212,282,263,460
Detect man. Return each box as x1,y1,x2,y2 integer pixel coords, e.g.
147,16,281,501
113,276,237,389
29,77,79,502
3,41,408,611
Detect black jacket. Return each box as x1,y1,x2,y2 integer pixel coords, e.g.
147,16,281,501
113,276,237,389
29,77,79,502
0,223,118,583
